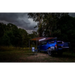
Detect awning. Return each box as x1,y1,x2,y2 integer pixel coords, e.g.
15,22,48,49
31,37,57,41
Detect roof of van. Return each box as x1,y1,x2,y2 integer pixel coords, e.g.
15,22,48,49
31,37,57,41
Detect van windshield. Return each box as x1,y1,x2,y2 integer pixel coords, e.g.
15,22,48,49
48,39,56,44
40,41,47,45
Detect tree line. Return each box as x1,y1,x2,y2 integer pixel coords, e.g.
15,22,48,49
1,13,75,48
28,9,75,42
38,15,75,48
28,13,68,37
28,9,75,48
0,23,38,47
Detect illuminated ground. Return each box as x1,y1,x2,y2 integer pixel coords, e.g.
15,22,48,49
0,48,75,62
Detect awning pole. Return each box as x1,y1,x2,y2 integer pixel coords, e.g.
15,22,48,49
36,40,37,48
36,39,37,54
29,40,30,51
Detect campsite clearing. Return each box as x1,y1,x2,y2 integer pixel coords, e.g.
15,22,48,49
0,48,75,62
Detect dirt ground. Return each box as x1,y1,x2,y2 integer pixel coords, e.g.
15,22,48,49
0,50,75,66
20,53,65,66
20,53,49,62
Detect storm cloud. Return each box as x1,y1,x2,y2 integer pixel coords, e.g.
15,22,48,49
0,9,75,33
0,13,37,33
69,9,75,17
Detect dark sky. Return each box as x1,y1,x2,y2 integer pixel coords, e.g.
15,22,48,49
0,13,75,34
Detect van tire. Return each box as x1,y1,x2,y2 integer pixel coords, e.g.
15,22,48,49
47,48,52,56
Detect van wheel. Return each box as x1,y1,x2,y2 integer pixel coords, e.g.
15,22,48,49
47,48,52,56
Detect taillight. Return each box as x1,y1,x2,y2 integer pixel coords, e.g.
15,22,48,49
55,44,57,48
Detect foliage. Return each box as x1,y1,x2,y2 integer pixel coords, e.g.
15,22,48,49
1,13,75,49
42,13,57,36
0,22,37,47
28,13,75,49
28,13,68,37
58,15,75,42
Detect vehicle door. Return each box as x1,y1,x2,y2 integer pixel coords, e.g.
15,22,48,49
57,41,63,49
40,41,47,50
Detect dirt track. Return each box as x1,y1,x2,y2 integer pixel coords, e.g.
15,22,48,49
20,53,49,62
20,53,61,66
0,48,75,62
26,53,49,62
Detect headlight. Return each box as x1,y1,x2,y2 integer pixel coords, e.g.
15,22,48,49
51,46,55,49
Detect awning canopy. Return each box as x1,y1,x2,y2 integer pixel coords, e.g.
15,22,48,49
31,37,57,41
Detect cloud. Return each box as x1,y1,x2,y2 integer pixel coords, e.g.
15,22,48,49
0,13,37,33
69,9,75,17
0,13,75,34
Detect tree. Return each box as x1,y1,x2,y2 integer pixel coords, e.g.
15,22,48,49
28,9,69,21
0,22,30,47
42,15,57,36
28,9,69,36
32,31,38,37
18,28,28,47
1,33,11,46
0,23,6,37
37,24,43,37
56,15,75,50
56,14,75,43
6,23,19,46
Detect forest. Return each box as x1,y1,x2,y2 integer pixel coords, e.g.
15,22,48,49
0,13,75,62
0,13,75,48
0,22,38,47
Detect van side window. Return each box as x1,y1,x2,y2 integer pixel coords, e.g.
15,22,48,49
51,41,54,43
48,40,55,44
40,41,47,45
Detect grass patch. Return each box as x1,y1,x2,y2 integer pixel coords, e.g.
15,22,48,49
0,46,31,51
38,50,75,62
0,46,32,62
0,46,75,62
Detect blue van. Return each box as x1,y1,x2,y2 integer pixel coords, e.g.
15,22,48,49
31,37,69,55
37,38,69,55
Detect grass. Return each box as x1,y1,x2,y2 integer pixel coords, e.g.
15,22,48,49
0,46,30,51
0,46,32,62
43,51,75,62
0,46,75,62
